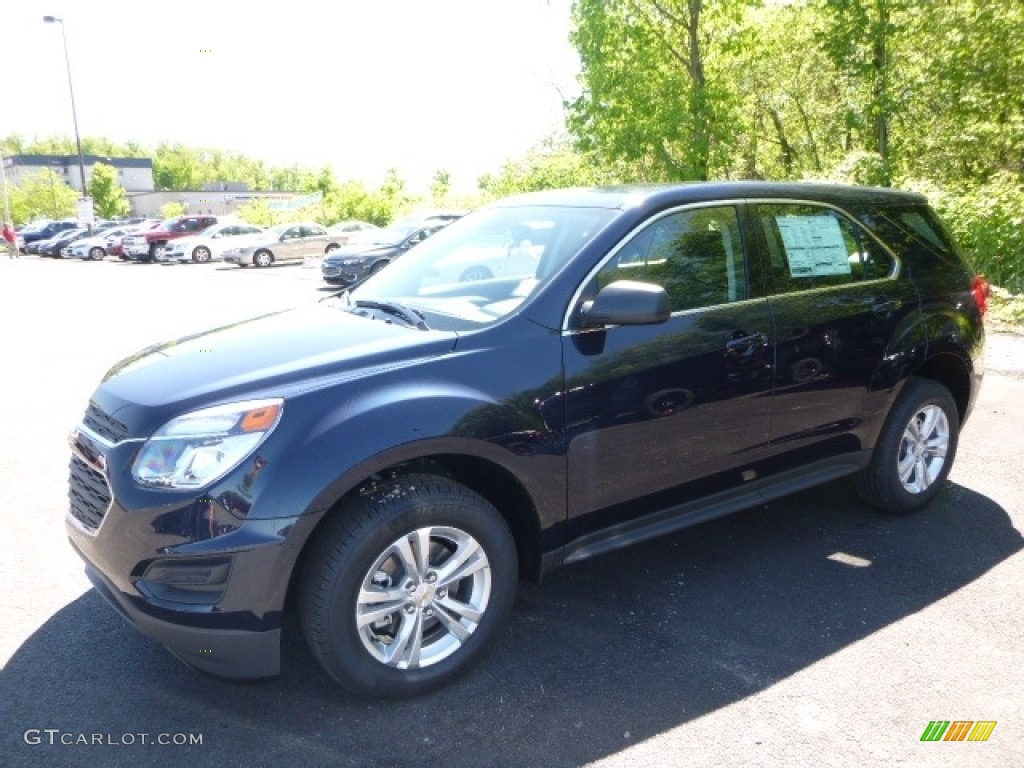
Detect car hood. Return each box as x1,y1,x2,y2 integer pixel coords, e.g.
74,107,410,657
73,235,109,247
90,302,458,437
324,244,400,264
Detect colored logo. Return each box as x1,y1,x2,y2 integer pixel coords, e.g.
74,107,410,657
920,721,997,742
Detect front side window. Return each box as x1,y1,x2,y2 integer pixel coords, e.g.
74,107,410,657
595,205,747,312
755,203,894,294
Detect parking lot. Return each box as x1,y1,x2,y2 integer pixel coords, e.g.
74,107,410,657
1,254,1022,767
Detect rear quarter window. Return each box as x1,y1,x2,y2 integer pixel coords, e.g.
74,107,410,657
854,204,965,270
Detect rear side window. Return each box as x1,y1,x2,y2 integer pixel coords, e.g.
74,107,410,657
754,203,894,295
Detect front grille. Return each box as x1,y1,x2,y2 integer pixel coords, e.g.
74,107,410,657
83,401,129,444
69,454,113,532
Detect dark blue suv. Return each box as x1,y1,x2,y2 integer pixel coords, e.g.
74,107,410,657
67,182,986,697
20,219,79,250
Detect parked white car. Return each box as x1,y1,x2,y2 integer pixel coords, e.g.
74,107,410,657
160,222,266,263
66,227,136,260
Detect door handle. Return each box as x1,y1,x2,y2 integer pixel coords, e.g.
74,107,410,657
871,297,901,318
726,332,767,352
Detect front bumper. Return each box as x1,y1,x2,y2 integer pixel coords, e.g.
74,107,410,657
321,262,363,285
65,421,304,679
78,555,281,678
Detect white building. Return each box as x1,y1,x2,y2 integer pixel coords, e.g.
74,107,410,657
4,154,155,193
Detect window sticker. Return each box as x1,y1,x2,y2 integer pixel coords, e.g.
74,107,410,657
776,215,852,277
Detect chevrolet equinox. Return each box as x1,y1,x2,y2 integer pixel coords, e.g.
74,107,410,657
67,182,987,698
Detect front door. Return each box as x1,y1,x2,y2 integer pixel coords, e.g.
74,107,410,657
562,204,774,555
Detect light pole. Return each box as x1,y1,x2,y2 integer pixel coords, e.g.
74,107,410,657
43,15,88,197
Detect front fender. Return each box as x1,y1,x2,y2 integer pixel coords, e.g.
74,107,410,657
246,337,566,529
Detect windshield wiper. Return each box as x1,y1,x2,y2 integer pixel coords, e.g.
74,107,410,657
354,300,429,330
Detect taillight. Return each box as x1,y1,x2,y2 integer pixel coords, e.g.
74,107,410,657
971,275,990,315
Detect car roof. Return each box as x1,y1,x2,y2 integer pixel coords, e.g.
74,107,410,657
490,182,929,211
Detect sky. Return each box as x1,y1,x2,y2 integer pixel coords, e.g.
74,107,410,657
2,0,581,193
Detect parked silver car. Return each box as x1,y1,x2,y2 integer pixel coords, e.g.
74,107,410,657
223,221,344,267
161,222,266,263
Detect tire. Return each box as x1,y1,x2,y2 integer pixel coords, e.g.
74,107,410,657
300,474,518,698
254,250,273,268
147,243,160,262
193,246,212,263
855,378,959,514
325,244,339,254
89,247,105,261
459,266,493,282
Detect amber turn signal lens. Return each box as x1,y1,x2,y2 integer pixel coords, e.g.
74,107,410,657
241,404,281,432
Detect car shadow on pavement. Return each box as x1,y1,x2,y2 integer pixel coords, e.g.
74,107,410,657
3,481,1021,768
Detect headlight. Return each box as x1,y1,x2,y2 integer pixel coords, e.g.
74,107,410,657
131,399,283,489
340,258,361,265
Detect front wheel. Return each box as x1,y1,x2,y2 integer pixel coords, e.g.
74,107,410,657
300,474,518,698
856,378,960,514
89,246,105,261
193,246,212,263
254,250,273,268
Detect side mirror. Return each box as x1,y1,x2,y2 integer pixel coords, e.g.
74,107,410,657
579,280,670,328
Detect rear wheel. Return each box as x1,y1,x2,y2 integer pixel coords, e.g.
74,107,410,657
300,474,517,698
856,378,959,514
192,246,212,263
254,250,273,268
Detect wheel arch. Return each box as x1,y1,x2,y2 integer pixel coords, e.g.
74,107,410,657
912,351,974,425
284,450,546,616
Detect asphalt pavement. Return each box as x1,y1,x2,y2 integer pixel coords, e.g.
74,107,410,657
1,255,1021,767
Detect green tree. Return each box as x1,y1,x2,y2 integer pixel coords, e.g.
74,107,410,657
160,201,187,219
568,0,756,181
236,198,274,226
9,169,78,222
154,143,201,190
478,139,621,197
88,163,131,219
430,169,452,202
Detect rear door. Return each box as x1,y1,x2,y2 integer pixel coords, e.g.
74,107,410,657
747,200,915,471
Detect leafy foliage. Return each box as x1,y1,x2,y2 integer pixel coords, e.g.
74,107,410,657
159,201,187,219
923,174,1024,295
87,163,131,219
478,140,622,197
8,170,78,222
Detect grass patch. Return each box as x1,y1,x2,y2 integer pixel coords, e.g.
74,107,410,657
988,287,1024,335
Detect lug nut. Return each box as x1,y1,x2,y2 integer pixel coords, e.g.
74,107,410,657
425,571,437,584
404,604,416,615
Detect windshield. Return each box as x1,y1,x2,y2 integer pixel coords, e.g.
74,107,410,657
348,204,616,330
